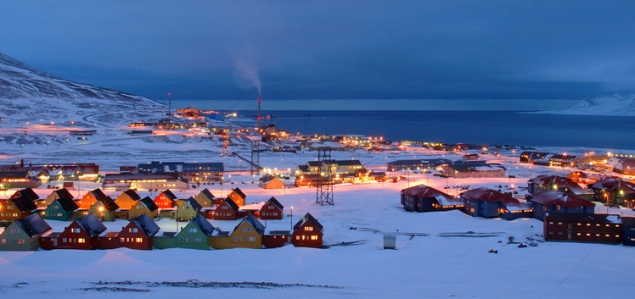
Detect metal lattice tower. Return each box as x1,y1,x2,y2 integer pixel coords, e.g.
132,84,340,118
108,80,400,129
316,147,334,205
250,140,261,175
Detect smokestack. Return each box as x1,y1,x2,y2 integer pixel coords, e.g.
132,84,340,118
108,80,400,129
257,97,262,129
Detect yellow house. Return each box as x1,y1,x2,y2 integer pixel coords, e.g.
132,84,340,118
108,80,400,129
115,189,141,210
128,197,159,220
210,214,264,249
194,188,215,207
79,189,109,209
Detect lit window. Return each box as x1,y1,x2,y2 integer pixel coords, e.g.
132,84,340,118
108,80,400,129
78,238,85,243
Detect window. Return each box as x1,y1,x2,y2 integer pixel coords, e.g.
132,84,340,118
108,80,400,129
310,235,318,241
194,238,202,243
72,228,81,233
120,238,125,243
78,238,86,243
304,227,313,232
268,206,274,210
189,228,197,233
62,238,67,243
242,227,251,232
1,239,5,244
130,228,139,233
249,237,255,242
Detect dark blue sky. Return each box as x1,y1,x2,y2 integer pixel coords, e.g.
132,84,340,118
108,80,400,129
2,1,635,102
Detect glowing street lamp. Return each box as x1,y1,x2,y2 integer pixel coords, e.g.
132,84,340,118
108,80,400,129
98,206,104,222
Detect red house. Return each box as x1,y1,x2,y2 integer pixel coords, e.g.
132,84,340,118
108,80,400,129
40,214,107,250
263,230,290,248
544,212,622,244
258,197,284,220
154,189,177,209
98,214,160,250
291,213,324,249
212,198,239,220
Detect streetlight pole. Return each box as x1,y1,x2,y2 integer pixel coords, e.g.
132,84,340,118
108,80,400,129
290,206,294,232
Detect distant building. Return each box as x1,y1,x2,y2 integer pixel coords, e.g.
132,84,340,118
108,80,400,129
442,160,506,179
137,161,224,182
589,178,635,208
102,173,188,191
527,175,594,201
386,158,451,172
461,187,533,220
400,184,463,212
544,213,622,244
529,191,595,221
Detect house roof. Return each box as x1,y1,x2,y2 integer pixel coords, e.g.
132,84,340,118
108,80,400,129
191,214,215,236
529,175,591,194
99,197,120,212
231,187,246,199
336,160,363,166
590,178,635,193
14,213,51,237
10,188,39,201
297,165,310,172
139,196,159,212
266,197,284,210
545,212,621,224
293,212,323,232
401,184,461,206
56,196,79,212
223,197,240,211
75,214,107,237
183,197,202,211
199,188,215,199
130,214,160,236
161,189,177,200
53,188,74,200
122,189,141,200
238,214,265,235
9,196,37,212
531,191,595,208
89,188,110,202
460,187,519,205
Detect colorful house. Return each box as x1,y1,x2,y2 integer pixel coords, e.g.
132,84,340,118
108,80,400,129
194,188,215,207
589,178,635,208
461,187,533,220
529,191,595,221
43,196,79,221
258,197,284,220
291,213,324,248
154,189,177,209
400,184,464,212
128,196,159,220
175,197,202,222
88,197,119,222
527,175,594,201
40,214,107,250
227,187,246,206
98,214,160,250
0,195,38,222
210,214,265,249
78,188,110,209
0,214,51,251
153,214,216,250
115,189,141,210
260,176,285,189
544,213,622,244
42,188,75,209
212,198,239,220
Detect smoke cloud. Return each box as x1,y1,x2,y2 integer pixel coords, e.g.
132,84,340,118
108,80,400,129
233,61,261,96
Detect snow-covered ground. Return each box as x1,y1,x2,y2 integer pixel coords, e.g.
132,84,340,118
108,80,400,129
1,127,634,298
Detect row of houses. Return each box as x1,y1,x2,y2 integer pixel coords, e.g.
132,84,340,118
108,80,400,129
0,163,100,189
0,211,324,251
1,187,285,226
401,183,635,246
529,174,635,208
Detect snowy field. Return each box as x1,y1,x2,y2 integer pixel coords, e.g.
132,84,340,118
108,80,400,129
1,111,635,298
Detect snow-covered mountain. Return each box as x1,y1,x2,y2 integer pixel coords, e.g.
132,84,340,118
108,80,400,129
545,93,635,116
0,51,165,127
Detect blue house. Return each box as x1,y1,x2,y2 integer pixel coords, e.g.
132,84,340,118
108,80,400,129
461,187,533,220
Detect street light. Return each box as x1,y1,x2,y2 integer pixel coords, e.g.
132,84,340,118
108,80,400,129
98,206,104,222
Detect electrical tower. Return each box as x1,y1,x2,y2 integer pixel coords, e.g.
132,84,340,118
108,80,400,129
250,139,261,175
316,147,334,206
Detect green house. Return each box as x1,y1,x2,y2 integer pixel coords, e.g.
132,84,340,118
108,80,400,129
0,214,51,251
153,214,215,250
88,198,119,222
43,196,78,221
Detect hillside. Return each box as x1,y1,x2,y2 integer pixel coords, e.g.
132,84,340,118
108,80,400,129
544,93,635,116
0,52,165,128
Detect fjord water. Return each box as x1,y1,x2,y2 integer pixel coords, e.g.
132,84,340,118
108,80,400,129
236,110,635,150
